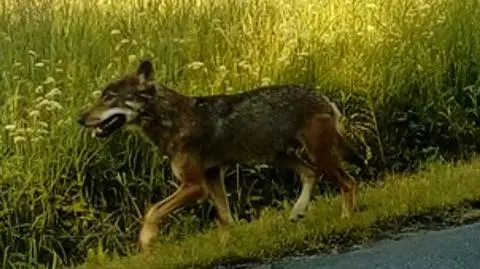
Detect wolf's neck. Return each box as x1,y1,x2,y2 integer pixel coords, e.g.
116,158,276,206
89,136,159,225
135,89,194,156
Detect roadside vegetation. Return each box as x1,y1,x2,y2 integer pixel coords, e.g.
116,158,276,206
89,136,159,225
77,157,480,269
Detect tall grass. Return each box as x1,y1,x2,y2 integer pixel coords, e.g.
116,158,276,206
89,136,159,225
0,0,479,268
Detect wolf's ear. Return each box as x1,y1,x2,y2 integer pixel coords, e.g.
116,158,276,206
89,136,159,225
136,60,154,83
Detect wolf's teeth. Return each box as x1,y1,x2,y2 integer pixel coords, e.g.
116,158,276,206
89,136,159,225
91,127,103,137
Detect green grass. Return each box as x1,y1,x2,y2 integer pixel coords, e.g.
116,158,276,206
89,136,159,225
1,0,479,268
76,157,480,269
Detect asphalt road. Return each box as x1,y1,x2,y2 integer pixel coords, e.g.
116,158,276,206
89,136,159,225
245,222,480,269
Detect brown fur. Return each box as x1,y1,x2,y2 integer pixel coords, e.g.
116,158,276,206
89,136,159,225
77,60,363,251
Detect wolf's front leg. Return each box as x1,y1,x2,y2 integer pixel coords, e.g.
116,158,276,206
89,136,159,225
204,166,234,226
137,183,204,251
137,153,206,252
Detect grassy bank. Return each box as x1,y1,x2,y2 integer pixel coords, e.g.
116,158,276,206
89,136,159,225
1,0,479,268
76,157,480,269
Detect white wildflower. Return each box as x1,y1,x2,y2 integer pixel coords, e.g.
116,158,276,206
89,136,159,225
437,15,446,24
237,60,251,70
128,54,137,64
36,99,51,108
29,110,40,117
188,61,205,70
4,124,16,131
35,86,44,94
173,38,186,44
277,55,289,64
37,121,49,128
418,4,431,11
92,90,102,97
43,77,55,84
37,129,49,135
45,88,62,99
13,136,26,143
47,100,64,111
35,97,44,104
31,137,42,143
261,77,272,86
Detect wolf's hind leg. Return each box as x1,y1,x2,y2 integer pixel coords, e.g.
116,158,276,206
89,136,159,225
288,163,317,221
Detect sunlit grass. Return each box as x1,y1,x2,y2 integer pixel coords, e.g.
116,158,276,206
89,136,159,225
0,0,479,268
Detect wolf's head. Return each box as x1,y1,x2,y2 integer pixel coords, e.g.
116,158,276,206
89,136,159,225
77,60,157,138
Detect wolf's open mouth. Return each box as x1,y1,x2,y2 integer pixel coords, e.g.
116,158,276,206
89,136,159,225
93,114,127,138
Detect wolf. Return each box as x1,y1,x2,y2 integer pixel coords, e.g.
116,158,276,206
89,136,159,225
77,60,366,251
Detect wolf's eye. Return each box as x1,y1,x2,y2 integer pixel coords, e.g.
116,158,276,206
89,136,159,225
101,94,110,101
102,93,116,104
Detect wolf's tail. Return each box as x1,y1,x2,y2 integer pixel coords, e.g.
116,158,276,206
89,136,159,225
322,96,368,170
